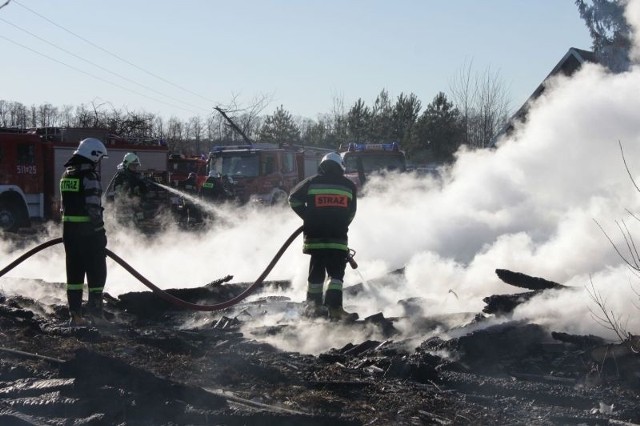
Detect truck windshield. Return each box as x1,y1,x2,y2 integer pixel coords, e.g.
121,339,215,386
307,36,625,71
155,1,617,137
343,153,406,174
209,153,260,177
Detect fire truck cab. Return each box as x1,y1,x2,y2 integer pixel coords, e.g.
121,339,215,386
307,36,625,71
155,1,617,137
340,142,407,189
206,144,304,205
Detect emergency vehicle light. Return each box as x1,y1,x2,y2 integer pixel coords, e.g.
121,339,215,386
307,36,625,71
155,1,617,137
346,142,400,152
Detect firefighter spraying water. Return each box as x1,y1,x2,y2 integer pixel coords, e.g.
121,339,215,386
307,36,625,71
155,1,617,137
0,128,168,232
1,126,367,326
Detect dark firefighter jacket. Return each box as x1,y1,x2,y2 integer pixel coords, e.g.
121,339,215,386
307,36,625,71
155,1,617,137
201,175,232,201
59,155,104,235
179,175,198,194
107,166,149,201
288,162,357,253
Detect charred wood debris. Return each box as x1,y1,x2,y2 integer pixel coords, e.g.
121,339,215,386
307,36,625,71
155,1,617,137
0,268,639,425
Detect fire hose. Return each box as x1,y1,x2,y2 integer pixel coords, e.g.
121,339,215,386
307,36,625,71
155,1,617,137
0,226,303,311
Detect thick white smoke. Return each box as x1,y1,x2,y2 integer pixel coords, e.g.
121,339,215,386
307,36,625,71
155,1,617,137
2,0,640,355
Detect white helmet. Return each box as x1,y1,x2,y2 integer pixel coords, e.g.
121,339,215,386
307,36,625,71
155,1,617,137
122,152,141,168
74,138,108,163
320,152,345,171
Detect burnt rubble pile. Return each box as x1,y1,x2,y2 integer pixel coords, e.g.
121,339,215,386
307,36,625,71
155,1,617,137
1,270,640,425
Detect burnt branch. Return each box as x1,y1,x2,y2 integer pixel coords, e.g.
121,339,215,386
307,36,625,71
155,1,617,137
494,269,564,290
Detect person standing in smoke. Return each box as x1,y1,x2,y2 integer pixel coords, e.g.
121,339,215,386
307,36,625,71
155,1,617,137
59,138,109,326
177,172,203,224
179,172,198,195
288,152,359,321
106,152,151,223
200,171,234,202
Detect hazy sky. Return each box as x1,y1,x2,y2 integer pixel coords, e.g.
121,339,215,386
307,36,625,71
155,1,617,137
0,0,592,121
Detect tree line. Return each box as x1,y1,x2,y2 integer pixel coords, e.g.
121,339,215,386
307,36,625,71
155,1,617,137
0,67,509,165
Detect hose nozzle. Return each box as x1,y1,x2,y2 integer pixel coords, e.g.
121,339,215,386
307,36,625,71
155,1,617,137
346,248,358,269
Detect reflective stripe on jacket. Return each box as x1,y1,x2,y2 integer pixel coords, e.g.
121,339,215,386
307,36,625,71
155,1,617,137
288,171,357,253
60,159,104,234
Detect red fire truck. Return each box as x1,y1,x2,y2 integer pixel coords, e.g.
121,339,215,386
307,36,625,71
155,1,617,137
167,154,207,189
339,142,407,189
0,129,168,232
205,144,308,205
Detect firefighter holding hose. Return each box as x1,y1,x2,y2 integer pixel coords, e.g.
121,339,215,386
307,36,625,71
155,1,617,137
288,152,359,321
106,152,155,224
59,138,109,326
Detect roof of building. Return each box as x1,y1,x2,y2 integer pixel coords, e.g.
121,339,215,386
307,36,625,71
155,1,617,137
495,47,597,143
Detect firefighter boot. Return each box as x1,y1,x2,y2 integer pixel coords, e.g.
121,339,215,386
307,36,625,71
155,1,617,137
327,306,359,322
303,283,326,318
87,293,109,326
325,278,359,322
68,311,89,327
67,285,87,327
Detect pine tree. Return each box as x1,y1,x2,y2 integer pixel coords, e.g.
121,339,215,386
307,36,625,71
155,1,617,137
575,0,631,72
258,105,300,145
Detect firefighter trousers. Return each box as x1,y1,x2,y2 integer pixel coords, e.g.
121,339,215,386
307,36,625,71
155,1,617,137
63,231,107,315
307,250,347,308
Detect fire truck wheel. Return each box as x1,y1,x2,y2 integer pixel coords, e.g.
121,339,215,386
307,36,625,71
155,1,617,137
0,202,20,233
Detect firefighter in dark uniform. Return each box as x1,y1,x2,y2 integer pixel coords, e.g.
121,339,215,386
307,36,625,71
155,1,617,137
177,172,202,223
59,138,108,326
111,153,147,192
288,152,358,321
106,152,151,223
179,172,198,195
200,172,233,202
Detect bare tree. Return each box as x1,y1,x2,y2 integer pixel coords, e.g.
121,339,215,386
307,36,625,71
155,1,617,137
449,59,476,147
74,104,93,128
60,105,75,127
0,100,8,127
475,67,511,148
330,93,348,147
449,60,511,148
89,100,110,128
592,141,640,341
215,93,272,143
152,115,165,141
37,103,59,127
213,106,253,144
166,116,184,153
205,113,224,150
187,116,204,154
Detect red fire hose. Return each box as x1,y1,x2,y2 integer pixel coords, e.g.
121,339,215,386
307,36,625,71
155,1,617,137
0,226,303,311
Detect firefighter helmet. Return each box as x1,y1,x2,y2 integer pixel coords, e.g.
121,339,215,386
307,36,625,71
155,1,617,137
74,138,108,163
122,152,141,168
320,152,345,171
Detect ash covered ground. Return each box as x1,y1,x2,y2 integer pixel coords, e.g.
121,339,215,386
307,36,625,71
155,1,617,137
1,233,640,426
